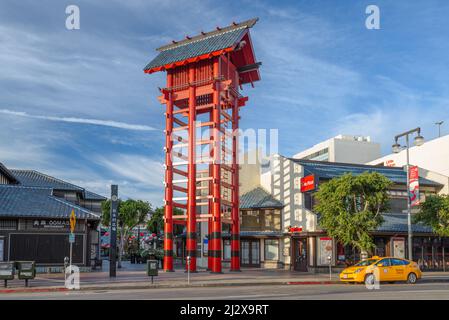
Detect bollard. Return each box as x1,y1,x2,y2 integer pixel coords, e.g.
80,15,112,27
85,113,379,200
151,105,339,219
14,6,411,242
187,255,191,285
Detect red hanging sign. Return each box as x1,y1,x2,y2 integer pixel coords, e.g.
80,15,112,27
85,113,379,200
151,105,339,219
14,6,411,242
300,174,315,192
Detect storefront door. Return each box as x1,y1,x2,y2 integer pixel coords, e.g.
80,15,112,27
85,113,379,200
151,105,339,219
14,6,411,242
294,238,308,272
241,239,260,267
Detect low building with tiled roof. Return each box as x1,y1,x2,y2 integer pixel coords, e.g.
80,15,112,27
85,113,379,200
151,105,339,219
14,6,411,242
183,150,448,272
0,162,107,268
251,154,449,272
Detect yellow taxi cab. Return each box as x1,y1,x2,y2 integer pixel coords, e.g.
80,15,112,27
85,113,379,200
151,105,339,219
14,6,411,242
339,256,422,284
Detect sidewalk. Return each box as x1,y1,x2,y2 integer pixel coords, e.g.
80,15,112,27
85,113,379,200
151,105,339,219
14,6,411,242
2,263,449,294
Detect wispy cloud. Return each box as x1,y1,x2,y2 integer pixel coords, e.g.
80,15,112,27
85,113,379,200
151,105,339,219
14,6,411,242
1,0,449,203
0,109,157,131
94,154,164,187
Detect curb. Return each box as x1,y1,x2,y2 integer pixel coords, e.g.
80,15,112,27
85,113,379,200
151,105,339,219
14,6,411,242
0,280,340,294
0,287,68,294
287,281,339,285
1,277,448,294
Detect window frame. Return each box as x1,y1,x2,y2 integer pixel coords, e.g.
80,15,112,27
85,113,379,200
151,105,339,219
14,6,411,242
264,239,280,261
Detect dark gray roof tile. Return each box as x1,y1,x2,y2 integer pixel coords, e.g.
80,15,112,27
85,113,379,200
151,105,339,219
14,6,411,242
144,28,246,71
376,213,432,233
292,159,441,187
10,169,107,200
240,187,283,209
0,185,100,220
0,162,18,184
11,170,83,191
143,19,258,72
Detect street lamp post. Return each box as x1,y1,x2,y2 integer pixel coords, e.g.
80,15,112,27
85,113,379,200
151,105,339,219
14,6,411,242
392,127,425,261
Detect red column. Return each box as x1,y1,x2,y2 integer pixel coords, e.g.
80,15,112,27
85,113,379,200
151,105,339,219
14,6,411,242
230,97,240,271
210,57,222,273
163,72,174,272
208,113,213,271
186,64,197,272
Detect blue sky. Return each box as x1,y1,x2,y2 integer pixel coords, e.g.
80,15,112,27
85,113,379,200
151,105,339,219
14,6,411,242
1,0,449,205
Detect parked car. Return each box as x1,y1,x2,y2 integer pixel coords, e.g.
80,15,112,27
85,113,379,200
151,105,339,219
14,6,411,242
339,256,422,284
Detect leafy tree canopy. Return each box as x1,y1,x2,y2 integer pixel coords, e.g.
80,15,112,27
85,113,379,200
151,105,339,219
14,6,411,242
101,198,152,266
147,206,184,234
414,194,449,237
314,172,392,252
101,199,151,230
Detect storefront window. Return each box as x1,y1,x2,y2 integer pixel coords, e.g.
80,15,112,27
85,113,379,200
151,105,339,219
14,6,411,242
241,210,260,230
264,209,281,231
264,239,279,260
336,242,346,266
414,237,449,270
444,238,449,270
336,242,360,266
413,237,423,265
241,209,281,231
374,237,386,257
388,197,407,212
0,220,17,230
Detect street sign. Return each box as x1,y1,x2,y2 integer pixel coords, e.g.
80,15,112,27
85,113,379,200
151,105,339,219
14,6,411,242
70,209,77,232
110,185,118,277
69,233,75,243
300,174,315,192
289,226,302,233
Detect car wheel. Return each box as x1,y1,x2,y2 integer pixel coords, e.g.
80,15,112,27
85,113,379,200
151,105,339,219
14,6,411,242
365,273,375,285
407,272,417,284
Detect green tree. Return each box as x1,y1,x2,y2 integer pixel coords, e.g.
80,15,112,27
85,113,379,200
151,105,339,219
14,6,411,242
102,199,152,268
414,194,449,237
147,206,184,234
315,172,392,255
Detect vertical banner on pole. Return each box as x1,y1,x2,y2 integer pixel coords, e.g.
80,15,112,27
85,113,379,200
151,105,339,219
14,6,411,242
409,166,420,207
109,185,118,277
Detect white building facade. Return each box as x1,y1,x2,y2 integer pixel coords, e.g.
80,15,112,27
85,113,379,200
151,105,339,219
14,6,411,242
293,134,381,164
368,134,449,177
235,154,449,272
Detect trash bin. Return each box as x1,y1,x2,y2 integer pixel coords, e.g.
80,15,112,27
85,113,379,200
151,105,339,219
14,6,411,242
0,262,15,288
147,259,158,284
16,261,36,287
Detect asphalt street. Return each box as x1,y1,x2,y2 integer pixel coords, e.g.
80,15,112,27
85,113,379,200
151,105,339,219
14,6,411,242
1,281,449,300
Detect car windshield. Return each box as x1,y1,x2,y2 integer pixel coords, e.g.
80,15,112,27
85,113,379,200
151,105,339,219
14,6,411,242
354,259,378,266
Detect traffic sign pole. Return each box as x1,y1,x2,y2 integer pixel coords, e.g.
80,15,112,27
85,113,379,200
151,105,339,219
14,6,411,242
69,239,73,270
69,210,77,271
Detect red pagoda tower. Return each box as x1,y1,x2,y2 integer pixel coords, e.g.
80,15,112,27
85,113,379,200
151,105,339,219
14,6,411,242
144,18,261,273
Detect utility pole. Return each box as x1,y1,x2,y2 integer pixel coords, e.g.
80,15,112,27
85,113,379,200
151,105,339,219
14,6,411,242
392,128,425,260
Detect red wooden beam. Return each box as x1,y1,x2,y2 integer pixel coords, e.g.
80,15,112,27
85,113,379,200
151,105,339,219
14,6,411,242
163,71,174,272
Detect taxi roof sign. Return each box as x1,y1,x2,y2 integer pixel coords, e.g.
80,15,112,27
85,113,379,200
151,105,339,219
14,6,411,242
70,209,76,232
